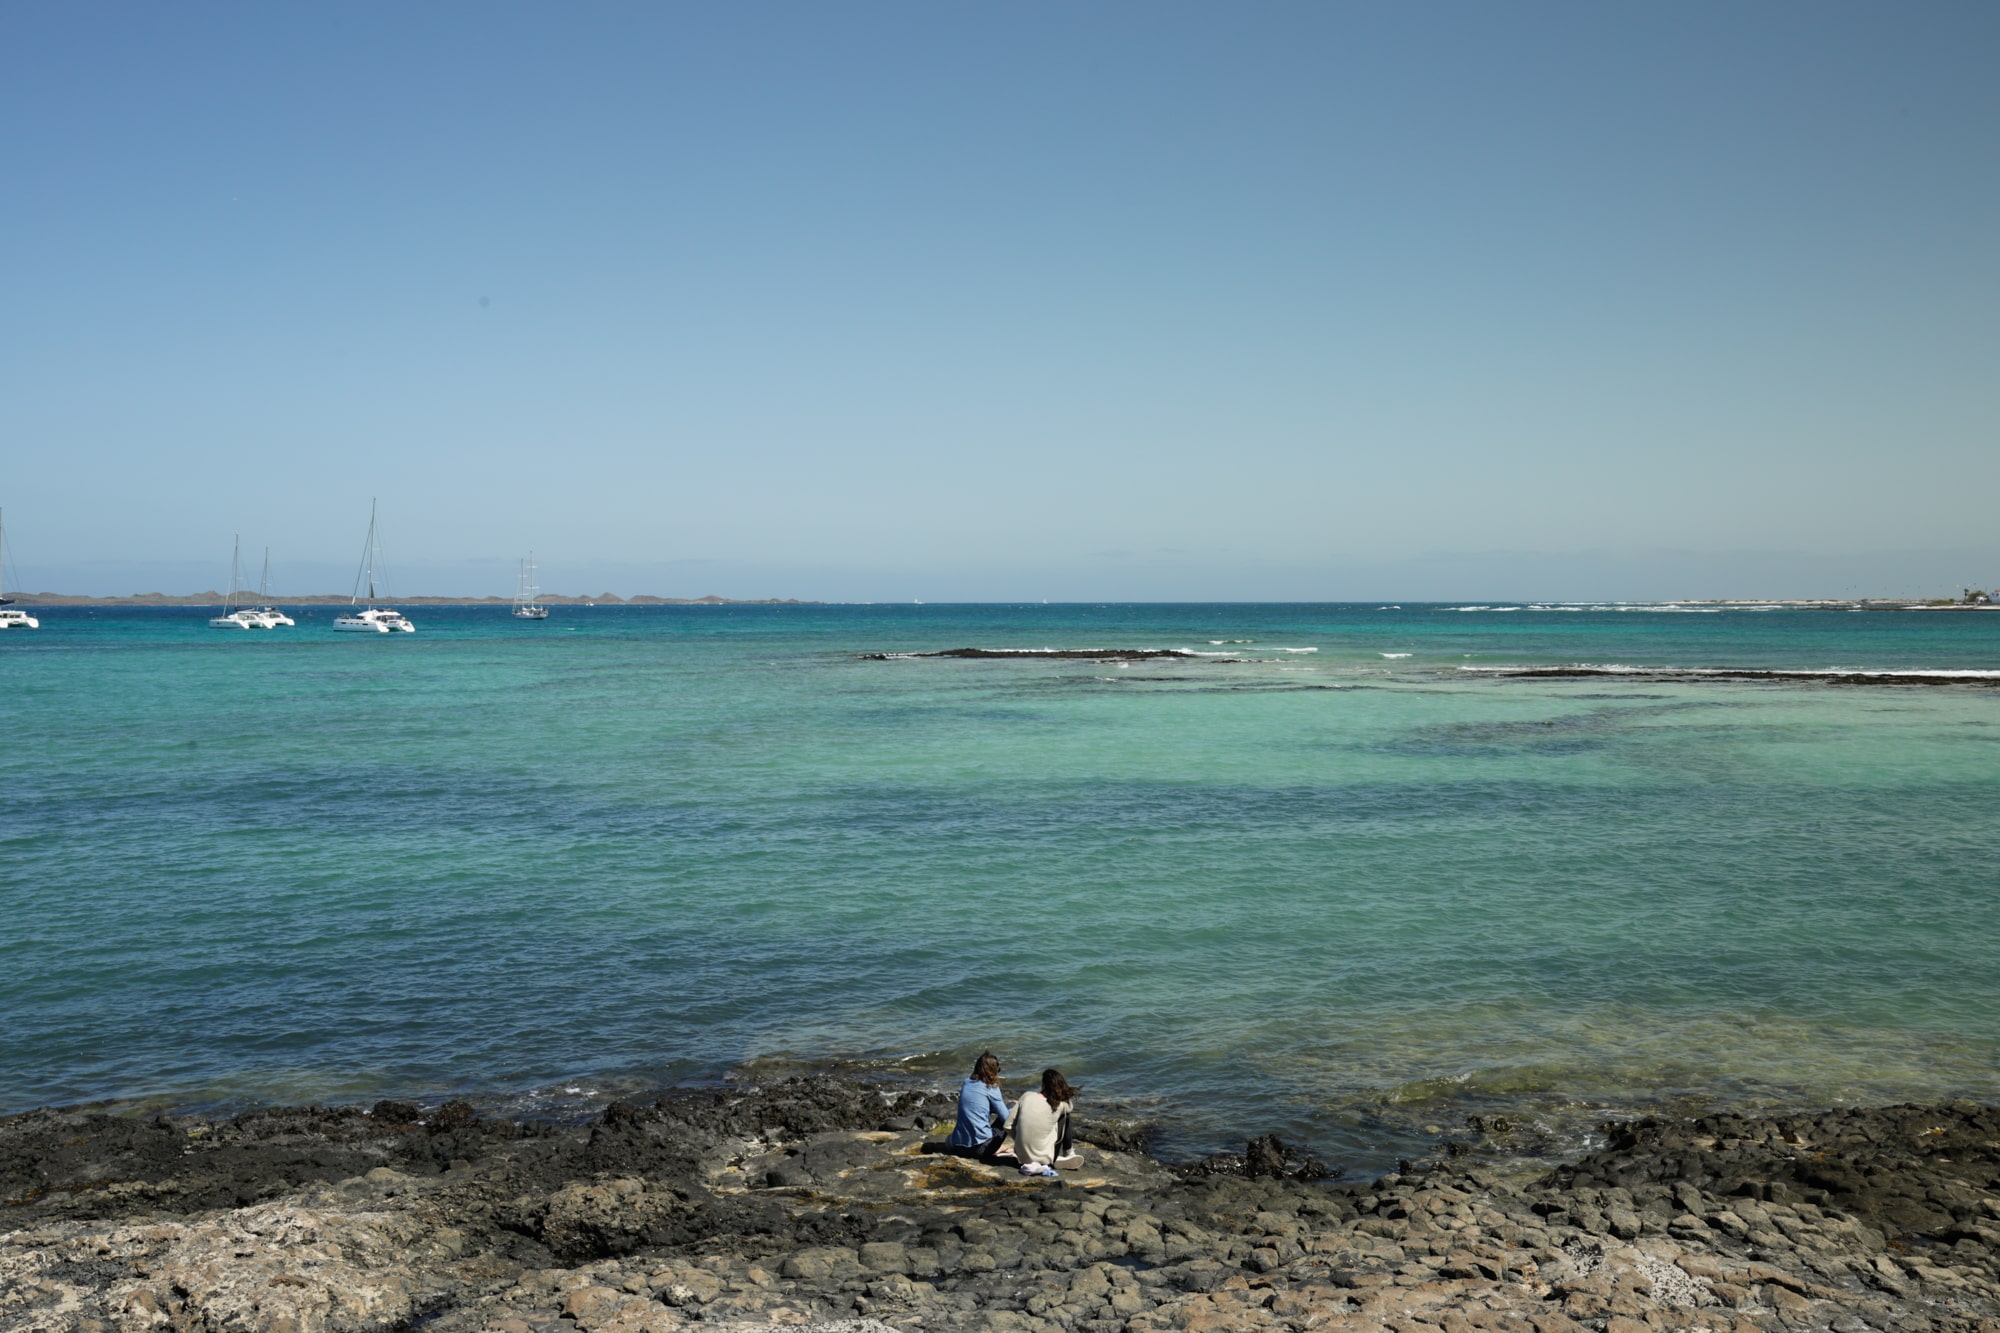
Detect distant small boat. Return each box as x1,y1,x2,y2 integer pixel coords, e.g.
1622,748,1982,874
209,535,269,629
0,507,37,630
513,551,549,619
248,547,293,627
334,500,415,633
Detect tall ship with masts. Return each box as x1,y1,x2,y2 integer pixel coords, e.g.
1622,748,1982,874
513,551,549,619
333,501,416,633
0,507,39,630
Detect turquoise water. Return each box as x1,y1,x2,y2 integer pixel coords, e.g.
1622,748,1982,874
4,603,1998,1168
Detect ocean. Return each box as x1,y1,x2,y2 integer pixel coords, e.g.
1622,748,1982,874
4,602,1997,1170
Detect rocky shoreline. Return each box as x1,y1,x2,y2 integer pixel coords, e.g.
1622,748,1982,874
4,1080,1997,1333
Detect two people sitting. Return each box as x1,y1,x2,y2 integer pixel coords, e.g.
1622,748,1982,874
945,1051,1082,1174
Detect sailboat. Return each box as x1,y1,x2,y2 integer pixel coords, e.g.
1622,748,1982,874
248,548,293,627
333,500,415,632
208,535,269,629
512,551,549,619
0,508,39,630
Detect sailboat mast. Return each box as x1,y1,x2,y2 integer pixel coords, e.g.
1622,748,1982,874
354,497,380,606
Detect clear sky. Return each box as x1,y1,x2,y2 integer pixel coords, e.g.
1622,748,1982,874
4,2,1996,600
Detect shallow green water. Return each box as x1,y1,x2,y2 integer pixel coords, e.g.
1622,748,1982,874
4,603,1997,1167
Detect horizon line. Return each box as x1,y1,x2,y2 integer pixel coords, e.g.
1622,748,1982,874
7,593,1986,608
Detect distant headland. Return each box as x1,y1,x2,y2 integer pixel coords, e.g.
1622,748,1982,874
3,592,817,607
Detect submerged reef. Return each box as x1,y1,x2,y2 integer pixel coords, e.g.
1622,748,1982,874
858,648,1239,661
3,1078,1998,1333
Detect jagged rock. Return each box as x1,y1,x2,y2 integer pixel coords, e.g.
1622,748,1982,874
0,1201,465,1333
4,1087,2000,1333
506,1179,708,1260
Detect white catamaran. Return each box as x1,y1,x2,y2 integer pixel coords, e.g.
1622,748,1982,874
248,547,293,627
513,551,549,619
0,508,39,630
334,501,416,633
209,535,270,629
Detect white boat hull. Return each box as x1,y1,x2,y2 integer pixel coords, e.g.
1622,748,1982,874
210,609,270,629
335,607,415,632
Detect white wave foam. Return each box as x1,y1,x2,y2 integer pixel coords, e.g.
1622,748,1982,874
1380,652,1412,659
959,646,1205,656
1275,646,1318,653
1459,663,2000,680
867,646,1237,662
1760,667,2000,678
1208,639,1254,644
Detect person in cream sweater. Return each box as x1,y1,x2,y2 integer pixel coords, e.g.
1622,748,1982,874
1004,1068,1081,1173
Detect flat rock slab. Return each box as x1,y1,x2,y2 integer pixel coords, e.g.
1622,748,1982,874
712,1128,1180,1207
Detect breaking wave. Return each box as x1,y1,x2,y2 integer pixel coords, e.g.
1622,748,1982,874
1461,663,2000,686
859,647,1240,661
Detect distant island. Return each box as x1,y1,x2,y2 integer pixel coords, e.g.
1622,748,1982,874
4,592,817,607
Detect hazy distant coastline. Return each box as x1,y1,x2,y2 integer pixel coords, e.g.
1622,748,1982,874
6,594,1995,610
5,592,816,607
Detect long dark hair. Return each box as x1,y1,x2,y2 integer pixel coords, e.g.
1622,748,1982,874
1040,1068,1078,1106
972,1051,1002,1086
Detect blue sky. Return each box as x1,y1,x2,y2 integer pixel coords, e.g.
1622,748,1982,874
3,2,1996,599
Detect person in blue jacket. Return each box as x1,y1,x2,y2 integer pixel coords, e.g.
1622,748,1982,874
946,1051,1014,1159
